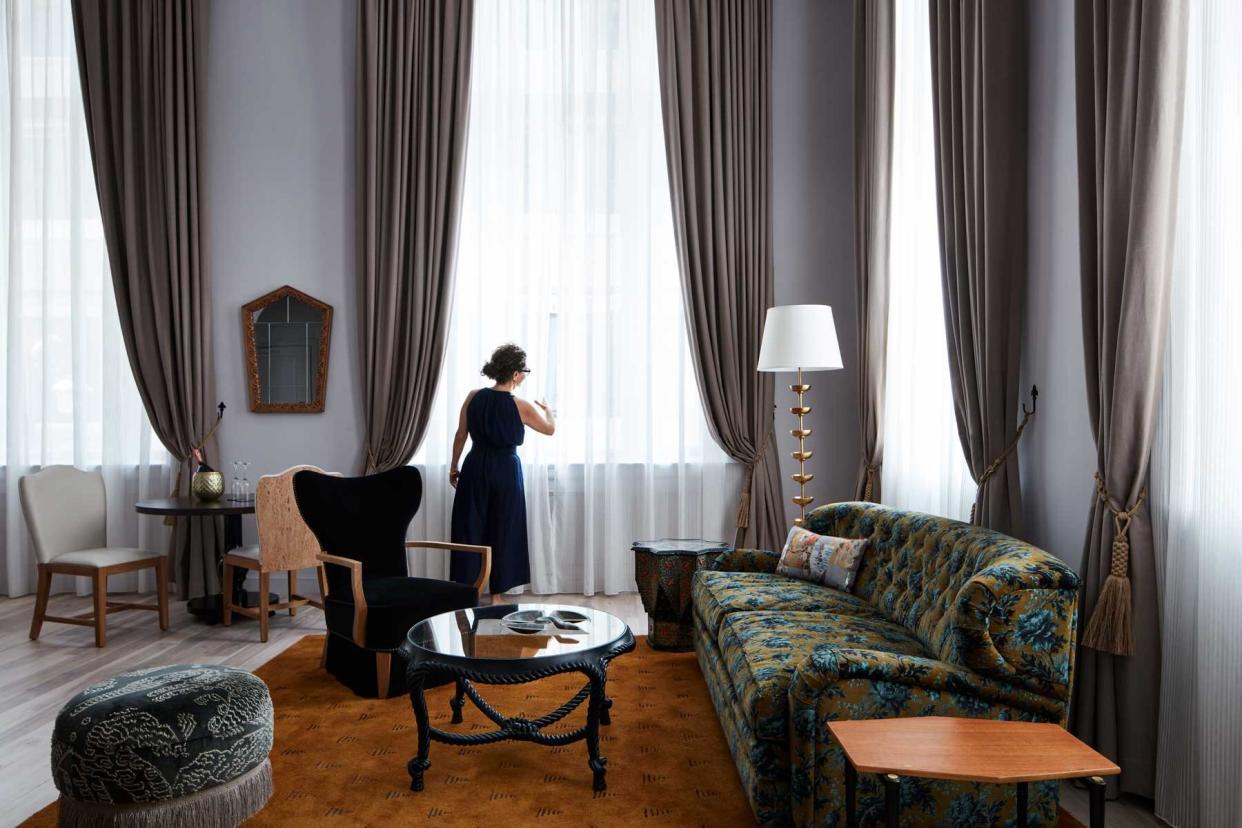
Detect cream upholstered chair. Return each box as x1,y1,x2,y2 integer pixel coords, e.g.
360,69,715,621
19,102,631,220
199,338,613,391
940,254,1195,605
20,465,169,647
222,465,333,642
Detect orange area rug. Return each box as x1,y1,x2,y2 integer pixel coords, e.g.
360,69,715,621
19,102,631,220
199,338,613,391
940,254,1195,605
26,634,1086,827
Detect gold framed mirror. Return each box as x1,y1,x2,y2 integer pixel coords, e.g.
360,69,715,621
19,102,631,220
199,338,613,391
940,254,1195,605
242,285,333,413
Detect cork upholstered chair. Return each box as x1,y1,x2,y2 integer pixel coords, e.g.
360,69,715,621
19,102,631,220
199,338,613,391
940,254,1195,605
292,466,491,698
222,465,336,642
20,465,169,647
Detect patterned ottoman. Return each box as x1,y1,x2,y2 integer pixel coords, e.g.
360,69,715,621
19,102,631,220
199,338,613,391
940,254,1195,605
51,665,274,827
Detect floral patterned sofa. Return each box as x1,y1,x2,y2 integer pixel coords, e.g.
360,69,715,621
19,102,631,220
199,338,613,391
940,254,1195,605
693,502,1080,827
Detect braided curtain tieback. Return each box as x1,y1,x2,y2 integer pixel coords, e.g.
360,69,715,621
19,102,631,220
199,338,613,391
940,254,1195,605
968,387,1038,525
735,436,770,532
862,462,880,502
1081,471,1147,656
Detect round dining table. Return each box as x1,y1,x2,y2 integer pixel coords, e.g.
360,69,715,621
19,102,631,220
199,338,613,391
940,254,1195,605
134,497,275,623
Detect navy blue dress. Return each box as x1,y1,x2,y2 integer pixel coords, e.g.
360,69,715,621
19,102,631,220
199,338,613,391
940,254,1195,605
450,388,531,593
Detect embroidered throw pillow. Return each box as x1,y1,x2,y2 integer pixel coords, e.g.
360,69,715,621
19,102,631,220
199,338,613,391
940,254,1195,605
776,525,869,591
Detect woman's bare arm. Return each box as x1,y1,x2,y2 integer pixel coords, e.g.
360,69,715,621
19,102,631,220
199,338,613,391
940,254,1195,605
449,390,477,487
516,397,556,436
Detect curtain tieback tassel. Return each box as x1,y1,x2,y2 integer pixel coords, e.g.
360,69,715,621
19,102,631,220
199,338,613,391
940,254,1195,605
1081,471,1146,656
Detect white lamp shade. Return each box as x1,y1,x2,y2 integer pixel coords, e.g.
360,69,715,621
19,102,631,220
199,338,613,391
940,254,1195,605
756,304,843,372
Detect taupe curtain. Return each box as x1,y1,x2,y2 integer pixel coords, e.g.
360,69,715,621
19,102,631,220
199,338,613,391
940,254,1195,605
927,0,1029,536
357,0,475,473
71,0,224,599
654,0,784,552
852,0,894,503
1072,0,1187,798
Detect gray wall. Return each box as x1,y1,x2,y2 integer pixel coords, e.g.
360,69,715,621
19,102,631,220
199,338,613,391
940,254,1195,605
772,0,860,527
205,0,361,547
1018,0,1094,570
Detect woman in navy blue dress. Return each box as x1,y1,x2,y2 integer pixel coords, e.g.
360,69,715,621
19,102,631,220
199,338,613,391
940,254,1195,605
449,344,555,600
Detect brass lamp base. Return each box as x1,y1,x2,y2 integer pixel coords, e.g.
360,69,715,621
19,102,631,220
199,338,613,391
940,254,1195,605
788,368,814,526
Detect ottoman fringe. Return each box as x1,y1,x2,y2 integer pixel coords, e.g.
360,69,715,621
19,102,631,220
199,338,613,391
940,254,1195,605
58,759,272,828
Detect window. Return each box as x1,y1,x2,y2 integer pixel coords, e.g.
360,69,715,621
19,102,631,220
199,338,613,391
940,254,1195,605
0,0,168,597
1152,1,1242,823
407,0,739,595
879,0,974,520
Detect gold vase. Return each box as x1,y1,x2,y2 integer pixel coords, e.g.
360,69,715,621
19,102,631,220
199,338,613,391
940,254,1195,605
191,470,224,501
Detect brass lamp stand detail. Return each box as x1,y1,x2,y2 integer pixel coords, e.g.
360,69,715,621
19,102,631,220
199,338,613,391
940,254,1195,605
756,304,843,530
788,368,814,526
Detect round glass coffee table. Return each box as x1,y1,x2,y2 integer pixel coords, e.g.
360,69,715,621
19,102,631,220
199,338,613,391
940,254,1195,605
401,603,635,793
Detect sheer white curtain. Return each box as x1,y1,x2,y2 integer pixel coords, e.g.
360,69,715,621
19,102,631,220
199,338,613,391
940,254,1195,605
0,0,170,597
879,0,973,521
408,0,739,595
1152,1,1242,824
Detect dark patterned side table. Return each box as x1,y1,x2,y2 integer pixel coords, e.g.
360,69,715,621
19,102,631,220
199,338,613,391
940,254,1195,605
632,538,731,650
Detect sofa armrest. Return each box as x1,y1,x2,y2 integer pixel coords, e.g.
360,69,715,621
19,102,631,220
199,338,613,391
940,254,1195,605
786,645,1066,827
710,547,779,573
948,553,1080,702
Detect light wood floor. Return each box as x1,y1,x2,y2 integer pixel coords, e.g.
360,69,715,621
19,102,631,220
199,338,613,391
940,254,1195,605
0,591,1163,827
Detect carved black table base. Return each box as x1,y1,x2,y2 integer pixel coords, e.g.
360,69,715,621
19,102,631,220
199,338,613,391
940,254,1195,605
403,606,635,793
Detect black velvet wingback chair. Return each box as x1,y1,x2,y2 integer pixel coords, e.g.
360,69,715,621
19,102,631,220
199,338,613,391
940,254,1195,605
292,466,492,698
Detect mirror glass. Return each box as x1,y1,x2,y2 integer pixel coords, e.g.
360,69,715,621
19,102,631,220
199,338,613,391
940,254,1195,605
243,287,332,412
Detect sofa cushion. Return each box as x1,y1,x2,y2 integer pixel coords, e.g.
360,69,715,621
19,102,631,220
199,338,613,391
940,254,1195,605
719,610,930,743
693,570,884,636
776,525,869,590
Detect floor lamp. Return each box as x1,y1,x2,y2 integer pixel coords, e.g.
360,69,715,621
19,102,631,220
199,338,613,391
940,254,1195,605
757,305,843,527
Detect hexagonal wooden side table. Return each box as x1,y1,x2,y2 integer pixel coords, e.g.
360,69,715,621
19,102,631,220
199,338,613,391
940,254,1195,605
828,717,1120,827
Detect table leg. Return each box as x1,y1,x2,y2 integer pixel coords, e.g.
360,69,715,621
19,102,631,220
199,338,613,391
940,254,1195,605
844,762,857,828
599,658,616,725
224,513,243,551
1016,781,1028,827
1087,776,1106,828
883,774,900,828
586,671,608,791
450,679,466,724
407,671,432,792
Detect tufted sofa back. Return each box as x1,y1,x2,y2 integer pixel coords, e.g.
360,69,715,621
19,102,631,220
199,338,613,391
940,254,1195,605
805,502,1080,699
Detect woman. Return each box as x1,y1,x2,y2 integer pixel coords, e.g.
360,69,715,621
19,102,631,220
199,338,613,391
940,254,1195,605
449,344,555,600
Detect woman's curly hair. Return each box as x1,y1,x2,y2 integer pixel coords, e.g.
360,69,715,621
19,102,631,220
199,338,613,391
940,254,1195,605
481,343,528,382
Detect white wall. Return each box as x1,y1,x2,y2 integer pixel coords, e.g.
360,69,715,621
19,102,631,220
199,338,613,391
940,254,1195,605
772,0,860,527
1018,0,1095,570
204,0,361,545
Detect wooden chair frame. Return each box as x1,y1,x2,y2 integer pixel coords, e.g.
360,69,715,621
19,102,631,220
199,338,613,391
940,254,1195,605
29,556,170,647
222,465,336,642
221,553,328,643
317,541,491,697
